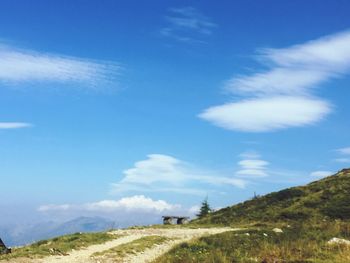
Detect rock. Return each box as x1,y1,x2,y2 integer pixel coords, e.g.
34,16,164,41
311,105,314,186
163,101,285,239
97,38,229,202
273,228,283,233
0,238,11,255
327,237,350,245
49,247,69,256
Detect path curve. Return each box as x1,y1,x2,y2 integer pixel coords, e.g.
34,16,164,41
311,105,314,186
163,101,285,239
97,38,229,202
14,227,235,263
39,234,146,263
122,228,234,263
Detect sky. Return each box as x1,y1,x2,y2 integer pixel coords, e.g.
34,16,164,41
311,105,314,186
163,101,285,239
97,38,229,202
1,0,350,225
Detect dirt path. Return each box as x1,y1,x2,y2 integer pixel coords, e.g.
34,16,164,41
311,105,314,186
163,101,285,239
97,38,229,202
36,227,234,263
39,234,145,263
121,228,234,263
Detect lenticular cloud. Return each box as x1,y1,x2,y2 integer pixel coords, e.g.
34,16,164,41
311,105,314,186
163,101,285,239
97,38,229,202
200,30,350,132
200,96,331,132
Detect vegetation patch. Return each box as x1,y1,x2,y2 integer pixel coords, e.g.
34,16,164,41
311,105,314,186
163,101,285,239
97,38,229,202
195,169,350,225
92,235,170,261
0,232,119,260
155,221,350,263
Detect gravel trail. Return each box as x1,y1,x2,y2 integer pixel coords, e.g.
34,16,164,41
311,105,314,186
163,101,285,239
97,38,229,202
3,227,235,263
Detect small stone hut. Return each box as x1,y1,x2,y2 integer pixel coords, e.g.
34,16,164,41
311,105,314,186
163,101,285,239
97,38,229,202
162,216,190,225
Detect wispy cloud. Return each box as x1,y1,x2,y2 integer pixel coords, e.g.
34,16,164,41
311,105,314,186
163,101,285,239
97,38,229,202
334,147,350,163
310,170,333,177
236,152,269,178
239,150,261,159
0,122,32,129
161,7,216,43
334,158,350,163
111,154,246,196
200,30,350,132
0,43,120,89
336,147,350,155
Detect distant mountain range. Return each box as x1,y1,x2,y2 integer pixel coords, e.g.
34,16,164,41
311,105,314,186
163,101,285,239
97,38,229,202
1,216,115,247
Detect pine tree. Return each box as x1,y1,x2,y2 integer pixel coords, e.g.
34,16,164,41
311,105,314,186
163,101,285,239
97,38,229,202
196,197,212,218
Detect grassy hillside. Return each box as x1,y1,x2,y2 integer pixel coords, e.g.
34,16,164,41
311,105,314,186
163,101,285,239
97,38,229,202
197,168,350,225
0,232,119,260
157,169,350,262
2,169,350,263
156,221,350,263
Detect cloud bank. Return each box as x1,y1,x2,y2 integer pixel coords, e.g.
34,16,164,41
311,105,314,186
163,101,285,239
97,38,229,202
200,30,350,132
38,195,179,214
38,195,185,226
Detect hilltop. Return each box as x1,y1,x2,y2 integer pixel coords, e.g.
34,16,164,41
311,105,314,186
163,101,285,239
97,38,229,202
197,168,350,225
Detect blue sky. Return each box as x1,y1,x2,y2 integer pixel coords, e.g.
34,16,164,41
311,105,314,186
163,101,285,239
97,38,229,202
1,0,350,224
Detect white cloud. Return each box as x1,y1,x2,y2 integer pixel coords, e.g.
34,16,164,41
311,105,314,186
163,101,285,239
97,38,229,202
310,170,333,177
225,68,330,96
0,122,31,129
236,152,269,178
38,195,185,226
167,7,216,34
238,159,269,170
193,175,246,188
112,154,246,196
188,205,200,216
239,151,261,159
86,196,179,212
39,195,178,214
38,204,72,212
264,31,350,70
334,158,350,163
120,154,185,186
38,195,221,228
162,7,216,43
336,147,350,155
200,96,330,132
0,43,120,88
236,169,268,177
333,147,350,163
200,30,350,132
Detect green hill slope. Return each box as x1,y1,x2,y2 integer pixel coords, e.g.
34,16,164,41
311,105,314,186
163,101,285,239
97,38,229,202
156,169,350,263
197,168,350,225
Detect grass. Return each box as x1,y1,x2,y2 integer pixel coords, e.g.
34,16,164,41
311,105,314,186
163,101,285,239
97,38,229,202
2,170,349,262
91,235,170,260
196,169,350,225
0,232,119,260
155,220,350,263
